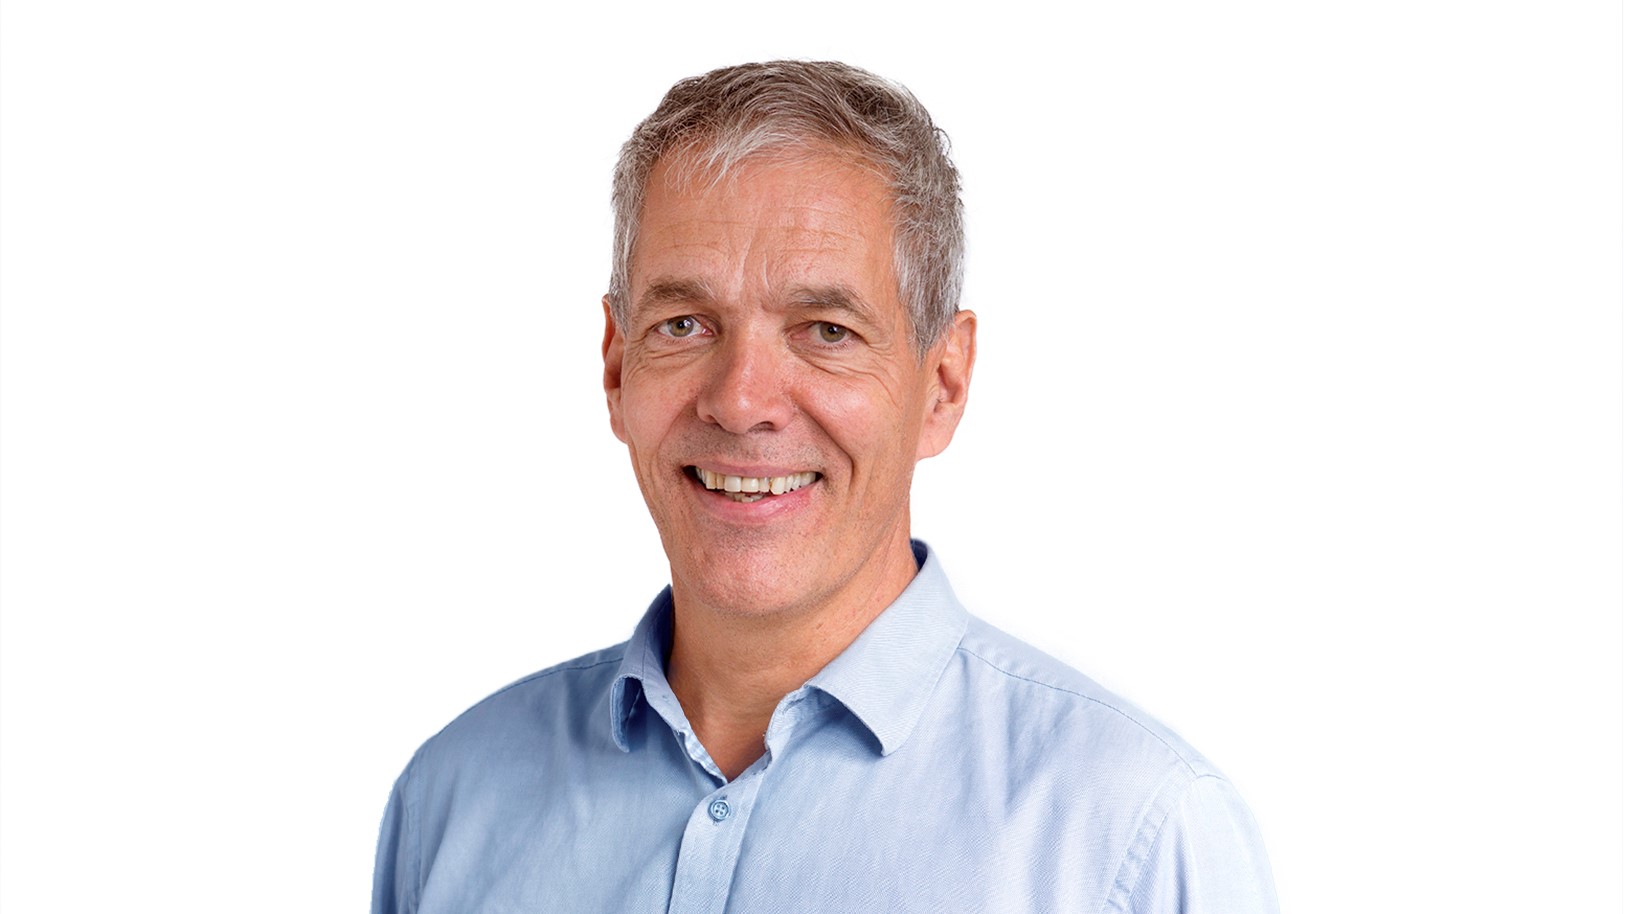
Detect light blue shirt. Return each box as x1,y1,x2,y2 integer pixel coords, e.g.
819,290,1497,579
373,542,1277,913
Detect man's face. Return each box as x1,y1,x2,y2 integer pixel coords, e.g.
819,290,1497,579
603,151,974,619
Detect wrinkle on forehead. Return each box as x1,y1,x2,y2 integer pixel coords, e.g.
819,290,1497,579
629,155,900,323
647,147,893,247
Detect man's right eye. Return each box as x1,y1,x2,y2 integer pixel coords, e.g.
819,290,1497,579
659,316,702,338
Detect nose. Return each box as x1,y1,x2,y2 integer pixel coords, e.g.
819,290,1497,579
695,333,794,434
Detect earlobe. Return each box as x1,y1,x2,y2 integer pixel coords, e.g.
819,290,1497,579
602,297,628,443
917,310,977,460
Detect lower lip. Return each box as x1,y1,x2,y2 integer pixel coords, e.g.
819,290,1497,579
687,471,818,522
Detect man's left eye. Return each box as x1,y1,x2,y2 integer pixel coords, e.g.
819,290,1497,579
815,323,850,344
659,316,702,338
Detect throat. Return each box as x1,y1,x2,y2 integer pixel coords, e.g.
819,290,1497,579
665,656,782,781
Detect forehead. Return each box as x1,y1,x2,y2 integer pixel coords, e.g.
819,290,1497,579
628,150,901,314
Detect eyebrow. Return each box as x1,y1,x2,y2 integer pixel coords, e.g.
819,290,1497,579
784,284,883,326
636,278,718,312
633,278,885,327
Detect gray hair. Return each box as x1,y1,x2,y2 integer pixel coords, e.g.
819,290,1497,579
608,60,964,355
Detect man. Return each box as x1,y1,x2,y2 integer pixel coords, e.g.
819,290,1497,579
373,60,1277,913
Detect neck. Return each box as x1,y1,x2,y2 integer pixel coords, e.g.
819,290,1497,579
665,536,919,780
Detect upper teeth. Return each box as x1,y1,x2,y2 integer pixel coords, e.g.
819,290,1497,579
696,468,818,495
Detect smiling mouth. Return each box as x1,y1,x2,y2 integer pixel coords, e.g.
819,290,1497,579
689,467,821,503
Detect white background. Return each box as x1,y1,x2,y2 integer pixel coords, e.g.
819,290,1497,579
3,2,1620,911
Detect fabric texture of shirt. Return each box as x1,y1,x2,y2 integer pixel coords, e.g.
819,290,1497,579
372,542,1278,913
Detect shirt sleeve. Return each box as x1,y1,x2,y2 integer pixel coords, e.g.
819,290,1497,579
371,764,417,914
1117,774,1279,914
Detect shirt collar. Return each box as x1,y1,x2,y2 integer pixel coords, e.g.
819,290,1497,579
609,587,680,752
609,540,969,757
804,540,969,755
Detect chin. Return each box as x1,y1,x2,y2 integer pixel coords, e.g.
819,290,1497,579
672,548,825,618
708,572,814,616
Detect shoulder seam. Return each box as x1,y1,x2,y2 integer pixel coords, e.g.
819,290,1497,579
955,644,1199,776
1105,773,1231,913
401,751,421,912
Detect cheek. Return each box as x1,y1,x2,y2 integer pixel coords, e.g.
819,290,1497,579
806,382,923,470
619,372,696,451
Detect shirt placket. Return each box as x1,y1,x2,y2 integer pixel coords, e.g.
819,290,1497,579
665,687,824,914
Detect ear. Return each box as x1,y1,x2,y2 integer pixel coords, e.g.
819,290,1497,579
602,297,628,443
916,309,977,460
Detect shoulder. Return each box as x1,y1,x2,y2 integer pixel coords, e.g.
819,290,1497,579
953,615,1221,776
374,644,636,912
405,643,628,778
942,618,1277,911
